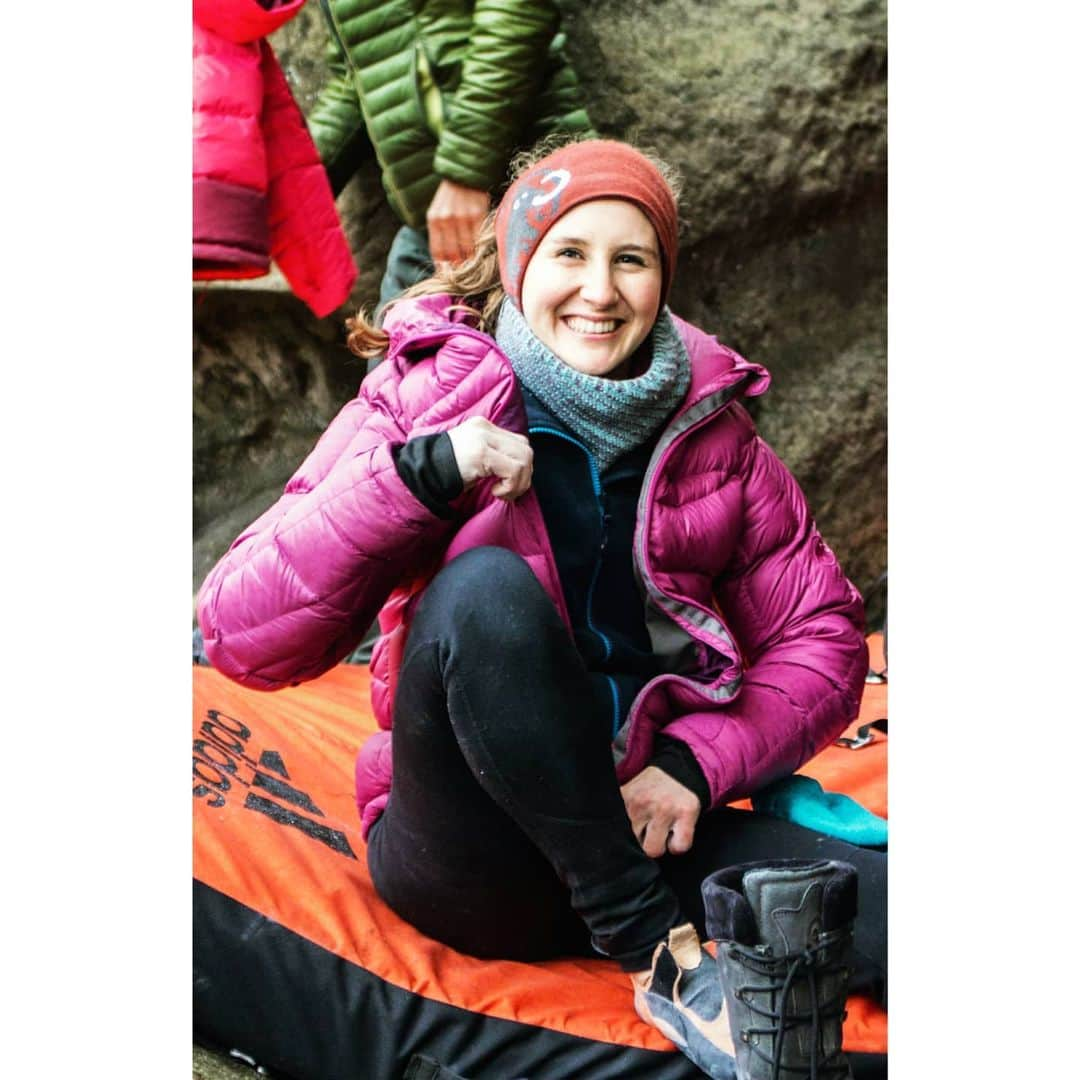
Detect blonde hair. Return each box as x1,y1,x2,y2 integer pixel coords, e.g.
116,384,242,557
345,136,682,362
345,212,503,359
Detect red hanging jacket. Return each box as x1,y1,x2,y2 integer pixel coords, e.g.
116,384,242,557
193,0,357,316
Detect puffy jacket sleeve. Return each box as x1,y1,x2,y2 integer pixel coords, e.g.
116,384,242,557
433,0,561,191
306,31,371,196
662,435,869,808
195,371,456,690
260,43,358,317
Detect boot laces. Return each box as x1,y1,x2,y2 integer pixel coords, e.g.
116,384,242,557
735,932,850,1080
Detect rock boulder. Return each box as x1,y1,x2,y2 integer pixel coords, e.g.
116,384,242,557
193,0,886,622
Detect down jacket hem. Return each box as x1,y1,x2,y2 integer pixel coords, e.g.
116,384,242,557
193,177,270,271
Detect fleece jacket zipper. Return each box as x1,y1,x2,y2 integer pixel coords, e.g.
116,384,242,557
528,424,624,738
527,426,614,661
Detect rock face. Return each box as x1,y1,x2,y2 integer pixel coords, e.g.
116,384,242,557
193,0,886,623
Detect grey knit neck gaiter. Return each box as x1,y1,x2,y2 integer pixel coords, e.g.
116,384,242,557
494,298,691,472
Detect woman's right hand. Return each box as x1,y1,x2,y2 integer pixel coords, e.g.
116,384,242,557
447,416,534,501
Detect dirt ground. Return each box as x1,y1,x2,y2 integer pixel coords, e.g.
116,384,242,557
193,1043,269,1080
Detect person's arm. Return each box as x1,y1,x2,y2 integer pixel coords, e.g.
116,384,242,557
620,735,710,858
661,434,869,810
197,358,534,691
196,380,456,691
306,31,370,196
432,0,561,194
425,0,562,263
392,419,533,513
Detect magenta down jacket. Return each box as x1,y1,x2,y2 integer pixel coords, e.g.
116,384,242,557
196,294,868,838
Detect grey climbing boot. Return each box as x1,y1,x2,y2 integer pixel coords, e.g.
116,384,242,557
701,859,857,1080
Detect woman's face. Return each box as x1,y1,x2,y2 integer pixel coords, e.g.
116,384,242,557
519,199,663,378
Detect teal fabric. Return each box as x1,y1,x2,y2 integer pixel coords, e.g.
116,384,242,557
750,774,888,848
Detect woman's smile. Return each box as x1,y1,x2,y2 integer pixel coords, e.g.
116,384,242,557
564,315,622,335
520,199,663,377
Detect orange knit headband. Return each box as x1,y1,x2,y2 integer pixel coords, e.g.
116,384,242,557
495,140,679,306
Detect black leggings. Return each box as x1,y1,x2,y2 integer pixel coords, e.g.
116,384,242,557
367,548,886,1000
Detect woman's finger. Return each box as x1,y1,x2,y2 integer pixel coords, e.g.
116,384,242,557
483,445,532,499
667,814,696,855
479,430,532,492
641,814,672,859
476,419,530,451
482,433,530,463
486,439,533,480
492,470,531,500
447,418,532,492
481,432,530,466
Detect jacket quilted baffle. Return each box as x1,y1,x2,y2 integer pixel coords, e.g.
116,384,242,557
193,0,357,316
196,295,868,837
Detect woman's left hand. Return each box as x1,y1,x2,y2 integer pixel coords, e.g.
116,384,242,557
620,767,702,858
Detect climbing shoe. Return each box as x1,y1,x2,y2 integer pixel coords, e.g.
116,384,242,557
702,859,857,1080
633,922,738,1079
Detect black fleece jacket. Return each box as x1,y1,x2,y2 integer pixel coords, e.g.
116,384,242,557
392,391,710,811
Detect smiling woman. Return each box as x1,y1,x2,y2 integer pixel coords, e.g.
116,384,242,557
196,137,884,1080
520,199,663,377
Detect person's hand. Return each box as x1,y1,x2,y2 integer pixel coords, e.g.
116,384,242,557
446,416,533,501
621,766,702,858
426,179,490,265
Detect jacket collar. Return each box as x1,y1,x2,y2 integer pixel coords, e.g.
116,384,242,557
668,312,771,412
381,293,475,336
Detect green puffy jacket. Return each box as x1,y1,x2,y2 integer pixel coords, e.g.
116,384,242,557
308,0,594,227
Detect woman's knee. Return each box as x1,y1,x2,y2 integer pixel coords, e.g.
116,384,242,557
442,546,537,595
412,546,554,649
